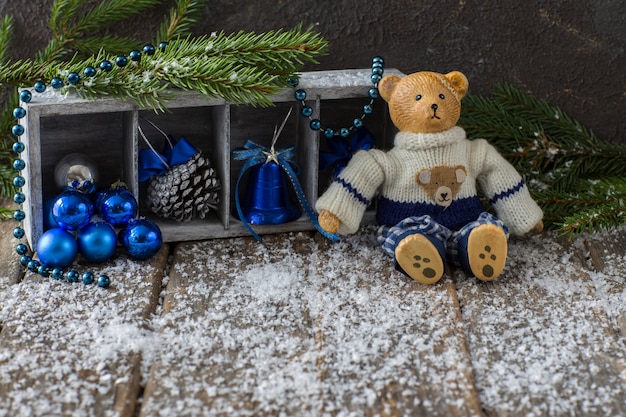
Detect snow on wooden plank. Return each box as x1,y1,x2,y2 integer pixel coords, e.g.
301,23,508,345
0,245,169,417
583,228,626,351
140,229,484,417
455,233,626,417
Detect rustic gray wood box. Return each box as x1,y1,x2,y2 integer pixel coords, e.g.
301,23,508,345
21,68,403,247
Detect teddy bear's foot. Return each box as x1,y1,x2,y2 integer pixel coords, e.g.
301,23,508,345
467,224,507,281
395,233,445,285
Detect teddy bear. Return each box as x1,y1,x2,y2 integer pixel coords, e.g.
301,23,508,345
315,70,543,284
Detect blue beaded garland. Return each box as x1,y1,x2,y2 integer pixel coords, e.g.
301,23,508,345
287,77,299,87
12,142,25,154
12,124,24,136
16,243,28,255
13,192,25,204
66,269,80,283
13,209,25,221
310,119,321,130
130,50,141,61
13,227,25,239
51,77,63,89
115,55,128,67
67,72,80,85
34,81,46,93
38,265,51,277
143,44,156,55
97,275,111,288
84,66,97,77
294,89,307,101
82,271,95,285
158,41,168,52
27,259,40,272
13,158,25,171
13,175,25,187
100,60,113,72
294,57,384,138
51,268,64,280
19,90,32,103
13,107,26,119
20,255,31,267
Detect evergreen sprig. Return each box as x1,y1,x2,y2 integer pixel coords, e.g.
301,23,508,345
0,15,13,64
41,0,162,61
460,84,626,236
154,0,205,43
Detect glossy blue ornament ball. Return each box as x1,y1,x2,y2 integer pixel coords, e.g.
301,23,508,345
100,185,138,227
43,197,59,230
37,228,78,268
122,219,162,260
52,189,93,231
77,222,117,263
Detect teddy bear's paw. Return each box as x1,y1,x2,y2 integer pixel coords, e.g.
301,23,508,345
467,224,508,281
395,234,444,285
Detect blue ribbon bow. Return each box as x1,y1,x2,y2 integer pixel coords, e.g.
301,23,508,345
138,136,198,182
232,140,339,242
319,126,375,177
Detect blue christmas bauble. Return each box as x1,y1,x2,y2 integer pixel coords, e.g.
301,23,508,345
77,222,117,263
43,197,59,230
122,219,162,260
100,185,138,227
52,190,93,231
37,228,78,268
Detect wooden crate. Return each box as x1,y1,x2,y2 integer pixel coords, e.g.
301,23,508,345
21,68,403,246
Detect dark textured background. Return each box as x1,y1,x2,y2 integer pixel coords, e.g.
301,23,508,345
1,0,624,143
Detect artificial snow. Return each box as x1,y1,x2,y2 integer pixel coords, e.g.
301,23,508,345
0,228,625,416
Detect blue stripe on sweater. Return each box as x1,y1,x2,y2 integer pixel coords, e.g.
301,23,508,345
376,196,485,231
336,177,371,205
489,179,525,205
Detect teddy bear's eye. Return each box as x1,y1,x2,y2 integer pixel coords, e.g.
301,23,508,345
415,94,422,101
439,93,445,100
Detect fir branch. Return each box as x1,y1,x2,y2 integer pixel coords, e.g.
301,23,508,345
154,0,206,43
40,0,161,61
0,206,15,221
560,203,625,237
70,35,142,56
0,15,14,64
460,84,626,192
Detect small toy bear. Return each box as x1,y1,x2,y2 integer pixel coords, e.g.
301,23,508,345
315,70,543,284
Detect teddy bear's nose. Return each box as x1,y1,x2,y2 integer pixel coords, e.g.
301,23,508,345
431,103,438,110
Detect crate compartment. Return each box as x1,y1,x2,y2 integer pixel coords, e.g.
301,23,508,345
40,112,134,203
228,102,314,232
137,107,226,225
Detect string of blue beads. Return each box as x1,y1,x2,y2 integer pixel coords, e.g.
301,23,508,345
9,41,169,288
289,56,384,139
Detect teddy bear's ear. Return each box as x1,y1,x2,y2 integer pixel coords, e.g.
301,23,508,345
445,71,469,100
378,75,401,102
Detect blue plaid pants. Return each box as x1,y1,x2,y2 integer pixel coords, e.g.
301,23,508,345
377,212,509,269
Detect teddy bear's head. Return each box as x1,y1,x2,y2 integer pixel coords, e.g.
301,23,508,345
378,71,469,134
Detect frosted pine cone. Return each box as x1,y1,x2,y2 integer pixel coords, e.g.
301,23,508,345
147,152,220,221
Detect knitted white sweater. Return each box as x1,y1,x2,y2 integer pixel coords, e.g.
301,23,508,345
315,126,543,236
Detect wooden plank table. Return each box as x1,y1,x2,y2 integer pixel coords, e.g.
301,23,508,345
1,223,625,416
454,234,626,416
139,230,484,416
0,244,169,417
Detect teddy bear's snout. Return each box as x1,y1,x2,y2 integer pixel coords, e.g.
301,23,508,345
430,103,441,119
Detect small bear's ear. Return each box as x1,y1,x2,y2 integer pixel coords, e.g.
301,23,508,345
417,170,431,184
445,71,469,100
378,75,401,102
